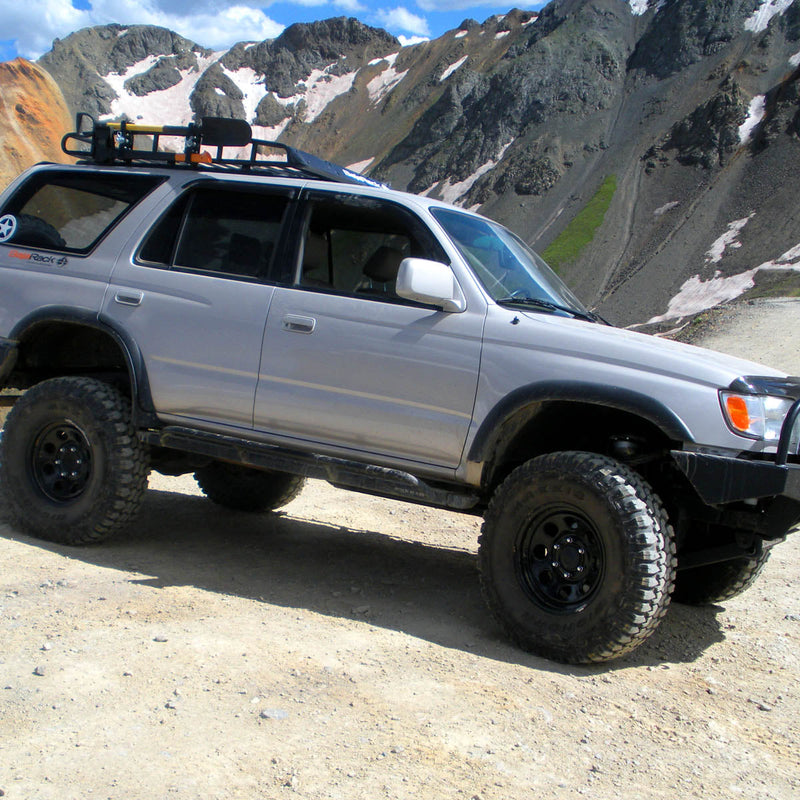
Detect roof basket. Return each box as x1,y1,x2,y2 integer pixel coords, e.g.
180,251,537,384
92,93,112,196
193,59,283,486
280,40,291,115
61,112,387,189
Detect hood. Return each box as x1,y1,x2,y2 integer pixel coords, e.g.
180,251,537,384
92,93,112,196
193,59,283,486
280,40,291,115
501,307,787,389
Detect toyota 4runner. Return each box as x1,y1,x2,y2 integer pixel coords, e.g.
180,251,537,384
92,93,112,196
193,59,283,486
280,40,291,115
0,114,798,664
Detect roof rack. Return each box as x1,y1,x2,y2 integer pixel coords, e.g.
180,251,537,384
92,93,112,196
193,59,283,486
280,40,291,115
61,112,387,190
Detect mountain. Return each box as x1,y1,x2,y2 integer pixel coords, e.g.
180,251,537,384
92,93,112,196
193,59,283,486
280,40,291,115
16,1,800,327
0,59,73,189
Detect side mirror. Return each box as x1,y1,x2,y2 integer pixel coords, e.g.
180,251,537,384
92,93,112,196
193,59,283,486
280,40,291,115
396,258,466,312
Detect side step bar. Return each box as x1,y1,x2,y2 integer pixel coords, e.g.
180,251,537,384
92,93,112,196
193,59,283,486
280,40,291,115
139,426,480,512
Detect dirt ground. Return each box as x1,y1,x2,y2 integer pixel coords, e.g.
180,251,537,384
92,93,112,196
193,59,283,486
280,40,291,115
1,298,799,800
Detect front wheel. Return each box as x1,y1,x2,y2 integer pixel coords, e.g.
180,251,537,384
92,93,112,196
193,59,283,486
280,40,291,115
479,452,676,664
0,377,150,544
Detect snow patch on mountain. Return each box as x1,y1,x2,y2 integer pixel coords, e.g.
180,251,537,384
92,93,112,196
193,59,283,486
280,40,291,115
745,0,795,33
739,95,766,143
347,157,374,173
648,219,800,324
654,201,680,216
221,66,268,124
705,214,754,263
102,51,223,129
430,141,513,205
440,56,468,82
648,248,800,324
269,64,360,123
367,54,407,103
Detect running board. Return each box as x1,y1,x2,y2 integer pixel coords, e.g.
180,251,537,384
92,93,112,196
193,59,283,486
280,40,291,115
139,426,480,511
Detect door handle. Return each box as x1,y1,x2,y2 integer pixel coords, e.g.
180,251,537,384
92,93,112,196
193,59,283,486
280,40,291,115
114,290,143,307
282,314,316,334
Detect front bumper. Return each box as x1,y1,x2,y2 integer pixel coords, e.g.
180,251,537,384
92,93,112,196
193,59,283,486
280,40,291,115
671,450,800,505
672,395,800,508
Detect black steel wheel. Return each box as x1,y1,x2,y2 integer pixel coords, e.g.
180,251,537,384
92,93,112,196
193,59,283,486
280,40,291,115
480,451,676,664
0,377,149,545
194,461,305,512
31,420,94,502
516,506,606,613
672,551,770,605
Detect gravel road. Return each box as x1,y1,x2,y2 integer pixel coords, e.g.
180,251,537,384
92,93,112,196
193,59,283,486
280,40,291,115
1,298,799,800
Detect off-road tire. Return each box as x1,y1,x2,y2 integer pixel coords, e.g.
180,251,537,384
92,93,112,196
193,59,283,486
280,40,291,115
0,377,149,545
672,551,770,605
194,462,305,512
479,451,676,664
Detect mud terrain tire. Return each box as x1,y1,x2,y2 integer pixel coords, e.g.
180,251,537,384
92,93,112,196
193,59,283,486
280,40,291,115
479,451,676,664
672,551,770,605
0,377,149,545
194,462,305,512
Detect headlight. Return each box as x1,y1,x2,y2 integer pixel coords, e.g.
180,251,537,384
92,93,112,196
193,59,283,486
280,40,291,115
720,392,794,442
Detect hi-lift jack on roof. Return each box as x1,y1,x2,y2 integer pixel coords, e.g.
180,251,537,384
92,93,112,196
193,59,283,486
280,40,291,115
61,112,387,190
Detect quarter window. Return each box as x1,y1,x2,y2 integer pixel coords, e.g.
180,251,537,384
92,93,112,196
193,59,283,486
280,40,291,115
0,171,163,254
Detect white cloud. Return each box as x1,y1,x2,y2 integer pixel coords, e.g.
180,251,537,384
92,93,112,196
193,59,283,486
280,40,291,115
398,35,429,47
5,0,284,60
374,7,431,37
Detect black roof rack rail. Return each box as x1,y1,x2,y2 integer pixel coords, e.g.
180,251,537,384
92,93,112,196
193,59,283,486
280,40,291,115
61,112,388,190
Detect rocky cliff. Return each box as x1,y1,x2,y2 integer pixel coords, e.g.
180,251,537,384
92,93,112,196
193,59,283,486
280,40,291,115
6,0,800,326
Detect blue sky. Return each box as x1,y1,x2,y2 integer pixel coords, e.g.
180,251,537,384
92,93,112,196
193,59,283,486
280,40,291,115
0,1,547,63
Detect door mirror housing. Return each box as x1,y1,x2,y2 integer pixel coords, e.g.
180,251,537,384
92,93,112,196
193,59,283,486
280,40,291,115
396,258,466,312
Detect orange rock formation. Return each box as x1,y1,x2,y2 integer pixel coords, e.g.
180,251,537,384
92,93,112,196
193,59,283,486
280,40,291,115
0,58,73,190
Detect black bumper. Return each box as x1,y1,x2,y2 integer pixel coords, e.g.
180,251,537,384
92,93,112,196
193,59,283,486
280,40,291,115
671,450,800,505
0,337,17,385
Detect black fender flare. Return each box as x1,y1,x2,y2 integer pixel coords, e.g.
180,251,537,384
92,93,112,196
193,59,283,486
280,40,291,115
9,306,156,422
467,380,694,465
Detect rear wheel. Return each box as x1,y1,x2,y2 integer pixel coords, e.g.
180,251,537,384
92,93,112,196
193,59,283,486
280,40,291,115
194,462,305,512
0,377,149,544
480,451,676,664
672,551,770,605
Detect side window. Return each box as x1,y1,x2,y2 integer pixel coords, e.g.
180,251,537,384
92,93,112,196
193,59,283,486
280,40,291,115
138,186,289,280
297,193,447,302
0,171,163,254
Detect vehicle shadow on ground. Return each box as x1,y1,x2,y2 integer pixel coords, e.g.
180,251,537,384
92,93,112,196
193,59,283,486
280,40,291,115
0,487,726,674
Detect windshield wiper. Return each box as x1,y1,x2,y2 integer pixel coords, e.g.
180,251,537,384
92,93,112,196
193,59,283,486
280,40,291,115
496,295,600,323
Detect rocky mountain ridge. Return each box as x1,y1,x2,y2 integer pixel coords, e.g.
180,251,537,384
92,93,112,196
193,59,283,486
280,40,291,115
6,0,800,327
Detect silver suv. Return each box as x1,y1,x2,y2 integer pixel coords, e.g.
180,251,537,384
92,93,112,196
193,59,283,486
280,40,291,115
1,115,798,664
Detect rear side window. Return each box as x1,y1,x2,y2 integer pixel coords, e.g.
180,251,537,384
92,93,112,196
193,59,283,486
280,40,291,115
138,186,290,280
0,171,163,254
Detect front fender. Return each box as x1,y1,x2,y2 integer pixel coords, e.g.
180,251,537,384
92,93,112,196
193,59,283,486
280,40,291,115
467,380,693,465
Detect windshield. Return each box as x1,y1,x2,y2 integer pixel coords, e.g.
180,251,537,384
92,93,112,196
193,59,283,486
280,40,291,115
431,207,591,317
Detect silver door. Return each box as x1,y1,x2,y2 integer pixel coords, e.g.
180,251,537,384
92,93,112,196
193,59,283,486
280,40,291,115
103,184,289,430
255,287,483,466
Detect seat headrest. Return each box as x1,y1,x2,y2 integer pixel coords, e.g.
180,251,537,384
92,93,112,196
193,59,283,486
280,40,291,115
363,246,404,283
